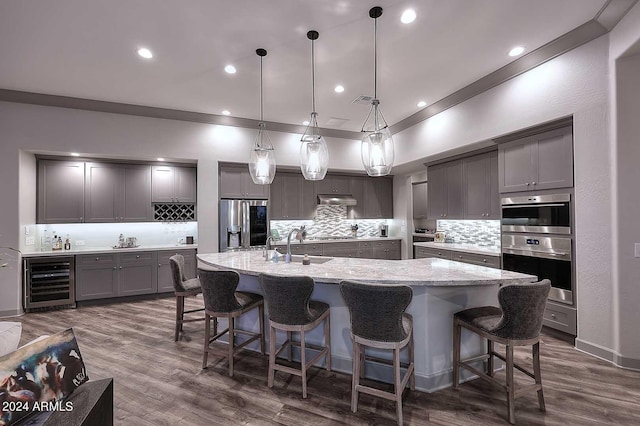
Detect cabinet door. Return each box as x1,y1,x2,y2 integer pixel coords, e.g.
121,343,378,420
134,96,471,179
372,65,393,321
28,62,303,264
175,167,197,203
281,173,303,219
533,126,573,190
357,241,373,258
75,254,118,300
84,162,122,223
37,160,85,223
347,176,364,219
427,164,446,219
445,160,463,219
122,165,153,221
463,154,491,220
244,172,270,199
119,252,157,296
488,151,501,219
157,250,197,293
300,177,317,219
152,166,177,202
317,175,350,194
412,181,428,219
498,137,535,193
269,173,285,219
363,178,392,219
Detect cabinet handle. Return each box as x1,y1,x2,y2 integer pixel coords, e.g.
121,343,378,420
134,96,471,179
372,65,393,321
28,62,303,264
483,259,487,262
532,181,537,185
136,255,140,259
526,182,530,186
113,266,116,270
95,257,100,261
551,313,557,319
159,264,162,267
119,266,123,269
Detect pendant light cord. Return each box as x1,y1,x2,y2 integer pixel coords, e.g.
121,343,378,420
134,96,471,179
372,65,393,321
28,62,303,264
374,17,377,100
260,55,264,121
311,38,316,114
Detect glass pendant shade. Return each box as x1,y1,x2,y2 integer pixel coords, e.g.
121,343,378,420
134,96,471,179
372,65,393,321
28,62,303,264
300,112,329,180
249,122,276,184
361,101,394,177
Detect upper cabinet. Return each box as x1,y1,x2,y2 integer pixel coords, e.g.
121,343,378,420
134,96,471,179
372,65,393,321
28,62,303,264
428,160,463,220
463,151,500,219
269,172,316,220
152,166,197,203
412,181,428,219
347,175,393,219
498,126,573,193
37,160,85,224
316,175,350,194
85,163,152,222
219,164,269,199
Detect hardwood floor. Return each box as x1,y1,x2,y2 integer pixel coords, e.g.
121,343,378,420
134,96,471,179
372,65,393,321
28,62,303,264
14,296,640,425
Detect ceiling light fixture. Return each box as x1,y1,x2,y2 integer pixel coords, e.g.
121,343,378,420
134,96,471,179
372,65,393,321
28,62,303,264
302,120,310,126
334,85,345,93
417,101,427,108
360,7,394,177
224,64,237,74
221,110,231,115
248,48,276,185
137,47,153,59
400,9,416,24
157,157,165,161
300,30,329,181
70,152,80,157
509,46,525,57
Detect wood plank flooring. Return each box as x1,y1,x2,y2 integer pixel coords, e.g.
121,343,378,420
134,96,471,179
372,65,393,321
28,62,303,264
13,296,640,425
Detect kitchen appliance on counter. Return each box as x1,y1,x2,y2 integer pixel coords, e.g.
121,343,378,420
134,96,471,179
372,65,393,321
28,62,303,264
378,224,388,237
219,199,268,251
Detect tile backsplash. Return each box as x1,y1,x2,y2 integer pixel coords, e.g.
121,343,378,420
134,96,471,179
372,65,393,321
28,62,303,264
270,205,388,239
436,220,501,247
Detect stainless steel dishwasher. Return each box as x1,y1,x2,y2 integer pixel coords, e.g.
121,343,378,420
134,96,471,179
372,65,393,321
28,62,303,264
24,256,75,311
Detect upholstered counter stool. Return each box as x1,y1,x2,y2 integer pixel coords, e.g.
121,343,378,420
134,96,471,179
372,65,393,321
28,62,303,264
258,273,331,399
340,281,415,426
199,269,265,377
169,254,205,342
452,279,551,424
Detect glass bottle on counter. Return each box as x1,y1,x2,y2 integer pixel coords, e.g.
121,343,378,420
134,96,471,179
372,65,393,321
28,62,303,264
64,235,71,250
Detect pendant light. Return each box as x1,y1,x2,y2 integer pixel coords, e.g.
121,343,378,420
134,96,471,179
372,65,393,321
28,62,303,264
300,30,329,181
361,6,394,177
248,48,276,185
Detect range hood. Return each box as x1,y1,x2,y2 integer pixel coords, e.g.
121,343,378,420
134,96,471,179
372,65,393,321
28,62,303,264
317,194,357,206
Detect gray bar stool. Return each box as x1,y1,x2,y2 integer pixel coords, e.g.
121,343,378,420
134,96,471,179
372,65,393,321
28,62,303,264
453,279,551,424
340,281,415,426
169,254,205,342
258,273,331,399
199,269,265,377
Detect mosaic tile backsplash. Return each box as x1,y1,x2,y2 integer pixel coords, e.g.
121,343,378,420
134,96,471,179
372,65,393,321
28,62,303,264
436,220,501,247
270,205,389,240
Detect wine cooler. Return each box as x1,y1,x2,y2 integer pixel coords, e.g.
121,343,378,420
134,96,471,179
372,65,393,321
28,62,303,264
24,256,75,311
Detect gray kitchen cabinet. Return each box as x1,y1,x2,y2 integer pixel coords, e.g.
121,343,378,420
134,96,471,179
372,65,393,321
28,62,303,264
157,249,197,293
317,175,350,194
152,165,197,202
219,164,268,199
322,242,357,258
347,176,364,219
37,160,85,224
289,243,323,256
463,151,499,219
357,241,373,258
499,126,573,193
85,163,152,222
543,301,577,335
428,160,463,219
270,172,316,220
449,251,501,269
119,251,158,296
372,240,400,260
414,246,452,260
412,181,428,219
75,254,119,301
363,176,394,219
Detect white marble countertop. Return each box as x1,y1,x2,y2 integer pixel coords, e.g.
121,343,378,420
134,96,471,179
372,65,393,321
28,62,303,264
197,250,535,287
21,244,198,258
413,242,501,257
272,236,401,245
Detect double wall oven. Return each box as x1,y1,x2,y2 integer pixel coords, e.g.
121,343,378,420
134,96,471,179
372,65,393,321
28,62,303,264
501,194,574,305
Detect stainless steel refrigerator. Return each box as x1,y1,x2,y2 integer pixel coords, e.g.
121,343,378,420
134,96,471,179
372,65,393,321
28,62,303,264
219,199,269,251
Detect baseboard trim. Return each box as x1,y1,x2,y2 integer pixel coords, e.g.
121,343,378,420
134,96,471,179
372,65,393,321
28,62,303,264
575,338,640,371
0,309,24,318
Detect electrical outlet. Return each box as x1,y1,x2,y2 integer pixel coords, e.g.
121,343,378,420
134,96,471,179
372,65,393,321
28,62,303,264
75,240,85,246
25,236,35,245
635,243,640,258
24,226,30,236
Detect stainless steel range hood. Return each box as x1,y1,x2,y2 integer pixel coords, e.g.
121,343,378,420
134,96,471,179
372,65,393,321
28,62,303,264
317,194,357,206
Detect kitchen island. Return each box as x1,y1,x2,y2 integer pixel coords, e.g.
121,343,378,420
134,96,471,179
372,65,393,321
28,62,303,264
197,251,536,392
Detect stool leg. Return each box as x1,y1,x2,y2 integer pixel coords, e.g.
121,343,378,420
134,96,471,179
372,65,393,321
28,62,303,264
259,303,266,355
488,339,494,377
325,313,331,371
533,342,546,412
351,340,360,413
287,331,293,362
453,319,461,389
394,346,403,425
202,313,210,369
409,330,416,391
506,343,515,425
213,316,218,337
300,328,308,399
268,324,276,388
360,346,366,379
228,314,235,377
175,295,183,341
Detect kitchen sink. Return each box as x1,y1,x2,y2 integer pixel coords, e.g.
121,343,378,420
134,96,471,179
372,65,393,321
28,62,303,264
276,254,333,264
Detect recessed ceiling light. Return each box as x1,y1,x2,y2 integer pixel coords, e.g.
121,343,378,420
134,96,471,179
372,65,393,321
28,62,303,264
417,101,427,108
508,46,525,57
400,9,417,24
137,47,153,59
302,120,310,126
334,85,345,93
224,65,237,74
70,152,80,157
157,157,165,161
222,110,231,116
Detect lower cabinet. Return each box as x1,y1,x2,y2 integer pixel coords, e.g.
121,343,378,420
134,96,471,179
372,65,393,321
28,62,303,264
119,252,158,296
157,249,197,293
274,239,402,260
414,246,452,260
289,244,323,256
543,301,577,335
414,246,500,269
322,242,357,258
75,254,119,300
372,240,401,260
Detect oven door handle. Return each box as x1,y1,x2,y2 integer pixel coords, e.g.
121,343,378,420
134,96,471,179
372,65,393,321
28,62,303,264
502,247,571,260
501,203,566,209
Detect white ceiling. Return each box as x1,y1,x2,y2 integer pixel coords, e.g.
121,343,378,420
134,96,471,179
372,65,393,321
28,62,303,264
0,0,607,132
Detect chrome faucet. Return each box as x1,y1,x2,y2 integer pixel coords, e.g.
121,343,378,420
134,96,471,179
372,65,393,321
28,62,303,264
264,235,276,261
286,225,307,263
